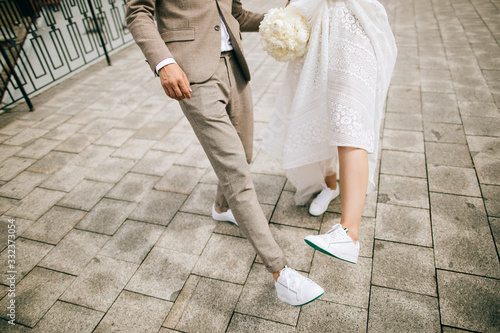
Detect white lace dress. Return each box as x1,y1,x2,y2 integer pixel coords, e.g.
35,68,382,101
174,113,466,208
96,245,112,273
261,0,397,205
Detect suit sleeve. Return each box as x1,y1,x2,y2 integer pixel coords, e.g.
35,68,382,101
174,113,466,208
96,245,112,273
231,0,265,32
126,0,172,73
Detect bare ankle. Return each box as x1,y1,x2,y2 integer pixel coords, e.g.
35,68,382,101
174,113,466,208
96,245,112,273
273,268,284,281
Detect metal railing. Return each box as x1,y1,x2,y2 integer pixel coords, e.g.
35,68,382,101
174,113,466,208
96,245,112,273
0,0,133,110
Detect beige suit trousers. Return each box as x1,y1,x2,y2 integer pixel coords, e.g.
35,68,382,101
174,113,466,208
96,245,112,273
179,52,287,273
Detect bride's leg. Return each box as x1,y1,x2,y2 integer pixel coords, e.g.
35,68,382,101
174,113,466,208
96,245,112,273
338,146,369,243
325,173,337,190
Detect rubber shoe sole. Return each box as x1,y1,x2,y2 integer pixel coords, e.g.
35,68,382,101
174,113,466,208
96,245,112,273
304,238,358,264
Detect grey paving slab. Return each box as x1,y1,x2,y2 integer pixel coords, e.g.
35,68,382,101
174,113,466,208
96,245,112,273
33,115,71,131
0,120,35,136
0,156,36,181
105,172,159,202
384,113,423,131
44,123,82,144
116,112,154,130
234,263,300,326
164,276,242,333
15,138,61,159
57,180,114,211
250,150,285,176
94,291,172,333
40,164,90,192
297,300,368,333
111,138,156,160
423,122,466,144
227,313,294,333
431,193,500,278
372,240,436,296
382,129,424,152
367,286,440,333
99,219,164,264
60,256,138,312
27,151,74,174
428,164,481,197
174,143,211,169
0,267,74,327
421,92,461,124
192,233,256,284
255,224,315,272
0,145,22,164
21,206,86,244
0,171,48,199
309,254,372,309
133,121,176,140
156,212,216,255
152,130,196,153
76,198,137,235
180,182,217,216
131,150,178,176
420,69,454,93
4,128,48,146
253,173,286,205
5,188,66,220
0,197,15,217
155,165,206,194
458,101,499,118
85,156,136,183
388,85,421,100
482,184,500,217
271,191,322,230
467,136,500,185
32,301,103,333
38,229,109,275
375,203,432,247
437,270,500,332
462,116,500,137
79,118,116,136
386,96,421,114
94,128,135,147
378,174,429,209
54,132,100,153
126,246,198,301
129,190,187,225
425,142,473,168
380,150,426,178
490,217,500,254
0,237,52,282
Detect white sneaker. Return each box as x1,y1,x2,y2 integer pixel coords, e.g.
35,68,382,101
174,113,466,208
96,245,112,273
309,183,340,216
275,266,324,306
304,224,359,264
211,204,238,225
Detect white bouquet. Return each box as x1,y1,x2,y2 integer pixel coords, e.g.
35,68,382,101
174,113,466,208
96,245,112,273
259,7,310,62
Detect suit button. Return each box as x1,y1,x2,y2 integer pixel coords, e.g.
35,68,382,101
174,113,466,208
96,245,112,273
214,25,220,31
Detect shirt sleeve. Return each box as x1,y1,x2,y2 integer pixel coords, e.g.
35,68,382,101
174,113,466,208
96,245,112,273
155,58,177,74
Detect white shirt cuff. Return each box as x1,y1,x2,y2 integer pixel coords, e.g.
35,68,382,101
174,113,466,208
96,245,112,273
156,58,177,74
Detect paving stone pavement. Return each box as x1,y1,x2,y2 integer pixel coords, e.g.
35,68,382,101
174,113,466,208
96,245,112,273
0,0,499,331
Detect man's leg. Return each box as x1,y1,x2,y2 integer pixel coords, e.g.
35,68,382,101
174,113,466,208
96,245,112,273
179,55,286,274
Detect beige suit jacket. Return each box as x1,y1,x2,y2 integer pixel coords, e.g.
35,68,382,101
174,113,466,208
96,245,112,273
126,0,264,83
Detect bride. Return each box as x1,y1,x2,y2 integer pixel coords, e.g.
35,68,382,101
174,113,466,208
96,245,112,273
262,0,397,264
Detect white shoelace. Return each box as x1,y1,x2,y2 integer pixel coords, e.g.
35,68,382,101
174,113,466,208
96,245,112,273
280,266,309,295
324,224,350,242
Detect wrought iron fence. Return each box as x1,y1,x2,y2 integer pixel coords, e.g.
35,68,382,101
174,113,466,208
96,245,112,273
0,0,133,110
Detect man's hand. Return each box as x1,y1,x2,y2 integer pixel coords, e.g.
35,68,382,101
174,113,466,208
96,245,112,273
158,63,192,101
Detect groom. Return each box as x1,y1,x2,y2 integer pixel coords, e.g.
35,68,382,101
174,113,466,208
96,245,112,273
126,0,323,306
